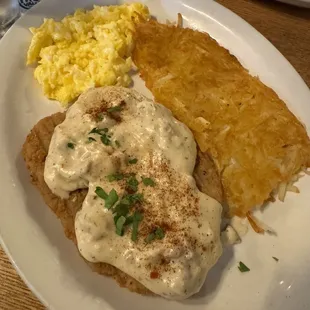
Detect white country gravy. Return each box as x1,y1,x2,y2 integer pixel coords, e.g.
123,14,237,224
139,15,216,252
44,86,223,300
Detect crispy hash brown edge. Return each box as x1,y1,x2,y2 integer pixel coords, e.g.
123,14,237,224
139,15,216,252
132,19,310,223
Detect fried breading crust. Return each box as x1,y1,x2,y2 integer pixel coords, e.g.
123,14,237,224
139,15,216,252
22,112,223,295
133,20,310,217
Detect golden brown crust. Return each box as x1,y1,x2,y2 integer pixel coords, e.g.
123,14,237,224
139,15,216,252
133,20,310,217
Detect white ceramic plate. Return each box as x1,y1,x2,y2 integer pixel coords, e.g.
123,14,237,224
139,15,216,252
276,0,310,8
0,0,310,309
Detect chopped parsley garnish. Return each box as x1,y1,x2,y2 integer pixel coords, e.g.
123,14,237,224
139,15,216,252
114,214,120,225
67,142,75,149
113,203,129,217
107,173,124,182
89,127,108,135
107,105,122,113
96,113,104,121
95,187,118,210
125,215,134,225
142,177,155,187
128,158,138,165
119,196,131,205
115,216,126,236
131,211,143,241
127,176,139,192
87,137,96,143
145,227,165,243
126,193,144,204
238,261,250,272
113,194,143,216
100,134,111,146
95,186,108,200
88,128,111,145
113,193,143,217
272,256,279,262
115,140,121,148
105,189,118,210
94,184,144,240
114,213,133,226
155,227,165,239
134,212,143,221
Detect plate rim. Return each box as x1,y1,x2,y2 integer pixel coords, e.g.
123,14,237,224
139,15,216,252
0,0,309,309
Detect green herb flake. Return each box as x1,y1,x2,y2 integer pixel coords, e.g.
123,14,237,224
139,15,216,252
89,127,109,135
127,176,139,193
142,177,155,187
105,189,118,210
238,261,250,273
127,193,144,203
115,216,126,236
101,134,111,146
128,158,138,165
119,196,131,205
67,142,75,149
145,227,165,243
272,256,279,262
113,203,129,217
107,173,124,182
125,215,134,225
97,113,104,121
133,211,143,221
87,137,96,143
95,186,108,200
131,211,143,241
107,105,122,113
155,227,165,239
145,233,156,243
117,193,143,207
114,214,121,225
115,140,121,148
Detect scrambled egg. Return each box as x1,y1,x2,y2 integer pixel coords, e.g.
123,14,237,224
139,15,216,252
27,3,149,105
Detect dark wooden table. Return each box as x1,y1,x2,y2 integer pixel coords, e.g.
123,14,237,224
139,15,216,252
217,0,310,87
0,0,309,309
